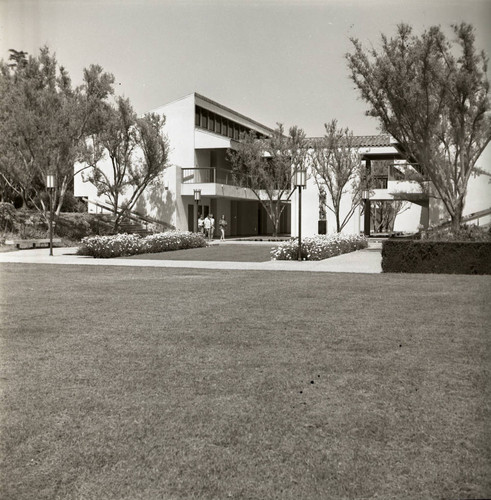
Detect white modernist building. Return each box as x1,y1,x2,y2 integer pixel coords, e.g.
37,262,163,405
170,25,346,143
75,92,290,237
75,92,491,237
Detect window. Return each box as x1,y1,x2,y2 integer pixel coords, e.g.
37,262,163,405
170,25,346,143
200,110,208,129
371,160,390,189
195,105,263,141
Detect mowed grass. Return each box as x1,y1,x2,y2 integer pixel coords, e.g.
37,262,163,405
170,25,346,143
122,243,276,262
1,264,490,500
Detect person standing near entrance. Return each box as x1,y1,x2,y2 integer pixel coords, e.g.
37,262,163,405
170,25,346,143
203,215,211,239
198,214,204,234
219,215,227,240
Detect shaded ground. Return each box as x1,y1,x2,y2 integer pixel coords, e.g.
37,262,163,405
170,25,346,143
122,243,276,262
1,264,490,499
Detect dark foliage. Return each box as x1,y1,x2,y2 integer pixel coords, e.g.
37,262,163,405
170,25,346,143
55,213,115,240
382,240,491,274
417,224,491,242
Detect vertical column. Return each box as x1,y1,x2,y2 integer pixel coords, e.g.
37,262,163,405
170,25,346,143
298,186,303,260
364,159,371,237
194,201,198,233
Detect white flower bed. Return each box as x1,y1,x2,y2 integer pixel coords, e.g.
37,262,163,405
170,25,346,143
271,233,368,261
78,231,207,258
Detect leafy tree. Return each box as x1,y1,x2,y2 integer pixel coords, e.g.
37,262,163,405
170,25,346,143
229,124,308,237
346,23,491,231
0,47,114,222
310,120,362,232
85,97,170,230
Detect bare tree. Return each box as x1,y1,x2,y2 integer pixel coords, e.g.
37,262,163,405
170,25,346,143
310,120,362,232
85,97,170,230
370,200,409,233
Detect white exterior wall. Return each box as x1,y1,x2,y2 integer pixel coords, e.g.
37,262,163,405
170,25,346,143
295,144,429,237
73,161,99,212
148,94,196,230
291,173,316,238
74,94,490,237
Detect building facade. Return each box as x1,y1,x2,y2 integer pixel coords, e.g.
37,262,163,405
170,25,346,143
75,92,490,237
75,92,291,237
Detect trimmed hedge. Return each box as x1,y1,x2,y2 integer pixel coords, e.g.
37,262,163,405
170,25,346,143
382,240,491,274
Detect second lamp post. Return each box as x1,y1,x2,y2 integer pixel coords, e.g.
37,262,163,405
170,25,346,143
294,168,306,261
194,189,201,233
46,173,56,256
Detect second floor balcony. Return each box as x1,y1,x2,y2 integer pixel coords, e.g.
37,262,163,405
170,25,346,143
180,167,292,201
182,167,236,186
181,167,257,200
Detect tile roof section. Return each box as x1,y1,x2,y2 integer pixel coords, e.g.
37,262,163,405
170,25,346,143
308,135,393,147
351,135,392,147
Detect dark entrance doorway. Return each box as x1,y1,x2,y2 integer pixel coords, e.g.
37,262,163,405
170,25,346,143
188,204,209,232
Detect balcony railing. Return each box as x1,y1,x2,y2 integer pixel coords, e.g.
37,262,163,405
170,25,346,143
181,167,292,193
182,168,239,185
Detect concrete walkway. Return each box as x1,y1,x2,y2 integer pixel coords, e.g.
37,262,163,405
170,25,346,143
0,241,382,273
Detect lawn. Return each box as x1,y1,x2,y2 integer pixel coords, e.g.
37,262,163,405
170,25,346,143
1,264,490,499
122,243,276,262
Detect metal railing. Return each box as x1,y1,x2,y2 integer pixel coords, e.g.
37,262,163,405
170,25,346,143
181,167,291,192
181,168,238,186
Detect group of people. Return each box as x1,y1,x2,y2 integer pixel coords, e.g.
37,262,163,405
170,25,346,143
198,214,227,241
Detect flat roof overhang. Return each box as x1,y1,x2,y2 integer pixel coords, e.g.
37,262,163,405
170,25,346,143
195,129,235,149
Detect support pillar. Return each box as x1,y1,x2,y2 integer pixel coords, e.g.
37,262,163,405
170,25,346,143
364,198,371,236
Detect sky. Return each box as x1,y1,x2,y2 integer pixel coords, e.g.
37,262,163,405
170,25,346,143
1,0,490,209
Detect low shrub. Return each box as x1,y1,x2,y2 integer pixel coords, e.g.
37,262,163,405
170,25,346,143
77,230,207,258
139,231,207,254
417,224,491,242
56,213,115,240
1,209,116,244
12,210,47,238
0,202,17,232
382,240,491,274
271,233,368,261
77,233,142,258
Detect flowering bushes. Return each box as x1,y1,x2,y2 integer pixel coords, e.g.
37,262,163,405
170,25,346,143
139,231,207,253
271,233,368,261
77,231,207,258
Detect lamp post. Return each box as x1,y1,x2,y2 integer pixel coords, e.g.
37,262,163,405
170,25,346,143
361,188,370,237
193,189,201,233
46,173,56,256
294,168,307,261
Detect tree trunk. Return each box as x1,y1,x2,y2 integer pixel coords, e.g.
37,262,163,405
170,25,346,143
272,219,279,238
113,202,120,232
451,212,462,232
451,197,464,232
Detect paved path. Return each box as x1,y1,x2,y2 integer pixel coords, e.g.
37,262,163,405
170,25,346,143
0,241,382,274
